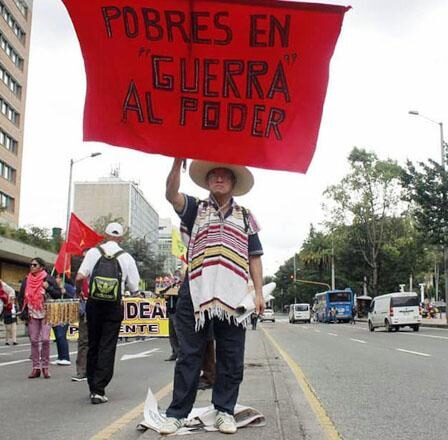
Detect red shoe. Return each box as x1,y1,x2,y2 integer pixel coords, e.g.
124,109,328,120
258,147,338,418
28,369,41,379
42,368,51,379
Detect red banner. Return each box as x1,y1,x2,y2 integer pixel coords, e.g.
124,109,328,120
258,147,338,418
66,213,104,255
62,0,349,173
54,214,103,275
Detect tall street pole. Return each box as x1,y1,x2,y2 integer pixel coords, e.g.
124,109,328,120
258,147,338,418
409,111,447,322
65,158,74,237
65,153,102,238
438,122,448,323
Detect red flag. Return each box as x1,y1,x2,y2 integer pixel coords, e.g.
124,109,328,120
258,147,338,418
54,242,71,276
61,0,349,173
66,213,104,255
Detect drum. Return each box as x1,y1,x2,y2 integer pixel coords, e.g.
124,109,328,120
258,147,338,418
45,299,80,326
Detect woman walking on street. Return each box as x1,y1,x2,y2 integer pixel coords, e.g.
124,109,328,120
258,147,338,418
20,258,62,379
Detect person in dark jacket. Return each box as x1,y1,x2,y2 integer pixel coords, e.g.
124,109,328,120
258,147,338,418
1,280,18,345
51,274,76,366
20,258,62,379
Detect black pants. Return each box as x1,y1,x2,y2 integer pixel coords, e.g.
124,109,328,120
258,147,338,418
86,300,123,396
76,315,88,377
168,313,179,357
166,283,246,418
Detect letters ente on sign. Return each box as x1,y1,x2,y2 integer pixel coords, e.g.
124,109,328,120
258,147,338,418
62,0,349,172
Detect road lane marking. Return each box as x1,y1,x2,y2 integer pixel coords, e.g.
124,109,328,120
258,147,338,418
0,338,155,367
0,350,78,367
0,348,32,356
327,333,338,337
350,338,367,344
120,348,159,361
401,333,448,341
90,382,173,440
396,348,431,357
262,328,341,440
0,342,31,350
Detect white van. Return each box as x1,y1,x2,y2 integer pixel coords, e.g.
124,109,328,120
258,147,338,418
289,303,311,323
368,292,422,332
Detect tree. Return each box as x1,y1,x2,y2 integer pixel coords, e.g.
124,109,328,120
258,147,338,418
121,237,164,291
402,157,448,301
0,223,58,252
299,224,332,283
93,214,129,240
324,147,404,296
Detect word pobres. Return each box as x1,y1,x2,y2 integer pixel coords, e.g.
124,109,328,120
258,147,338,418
101,6,291,47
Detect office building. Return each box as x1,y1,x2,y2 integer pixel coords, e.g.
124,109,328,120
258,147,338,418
73,175,159,245
0,0,33,226
158,217,182,275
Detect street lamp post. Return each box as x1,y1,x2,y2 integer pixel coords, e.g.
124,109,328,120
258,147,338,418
65,152,102,236
409,110,447,319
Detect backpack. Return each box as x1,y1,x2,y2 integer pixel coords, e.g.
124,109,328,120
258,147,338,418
89,246,125,302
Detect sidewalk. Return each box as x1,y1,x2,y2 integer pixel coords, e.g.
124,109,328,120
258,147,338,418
109,329,328,440
356,316,448,329
420,316,448,329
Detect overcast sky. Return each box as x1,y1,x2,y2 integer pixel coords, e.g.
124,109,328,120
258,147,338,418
20,0,448,276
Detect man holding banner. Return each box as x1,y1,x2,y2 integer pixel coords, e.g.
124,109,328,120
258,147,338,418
161,158,264,435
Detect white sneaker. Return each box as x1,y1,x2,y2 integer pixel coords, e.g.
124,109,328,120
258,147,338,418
160,417,184,435
91,393,108,404
215,411,237,434
50,359,61,365
57,359,71,366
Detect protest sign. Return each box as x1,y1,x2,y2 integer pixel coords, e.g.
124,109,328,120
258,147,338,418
52,298,169,340
62,0,349,173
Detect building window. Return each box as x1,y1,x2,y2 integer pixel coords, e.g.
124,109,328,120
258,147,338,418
0,160,15,183
0,1,26,44
0,64,21,97
0,128,18,154
13,0,27,18
0,32,24,70
0,190,14,213
0,96,19,125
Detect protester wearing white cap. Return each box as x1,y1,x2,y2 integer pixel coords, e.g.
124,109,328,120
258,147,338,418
104,222,123,237
160,158,264,435
76,222,140,404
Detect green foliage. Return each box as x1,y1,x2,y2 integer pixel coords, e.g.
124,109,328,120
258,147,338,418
0,223,59,252
324,147,404,296
92,214,130,240
401,158,448,246
121,237,164,291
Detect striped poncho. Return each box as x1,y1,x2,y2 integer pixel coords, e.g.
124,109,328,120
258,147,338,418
181,197,261,330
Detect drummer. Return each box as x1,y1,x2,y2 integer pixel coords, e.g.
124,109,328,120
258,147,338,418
50,274,76,367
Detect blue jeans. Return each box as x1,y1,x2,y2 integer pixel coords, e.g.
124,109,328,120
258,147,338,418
166,282,246,418
53,324,70,361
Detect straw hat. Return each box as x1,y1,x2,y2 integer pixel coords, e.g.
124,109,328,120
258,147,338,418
189,160,254,196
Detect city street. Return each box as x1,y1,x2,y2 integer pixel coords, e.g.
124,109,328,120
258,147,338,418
1,319,447,439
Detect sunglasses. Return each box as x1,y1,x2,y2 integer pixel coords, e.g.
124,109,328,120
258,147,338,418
30,263,39,267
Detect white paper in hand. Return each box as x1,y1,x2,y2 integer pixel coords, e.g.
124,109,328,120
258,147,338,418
235,282,276,323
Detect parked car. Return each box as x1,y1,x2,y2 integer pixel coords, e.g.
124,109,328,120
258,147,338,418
289,303,311,323
368,292,422,332
260,308,275,322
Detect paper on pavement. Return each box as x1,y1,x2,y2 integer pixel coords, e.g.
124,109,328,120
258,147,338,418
137,385,266,434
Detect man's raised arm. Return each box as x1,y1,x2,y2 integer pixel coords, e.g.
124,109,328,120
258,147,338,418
166,158,186,213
